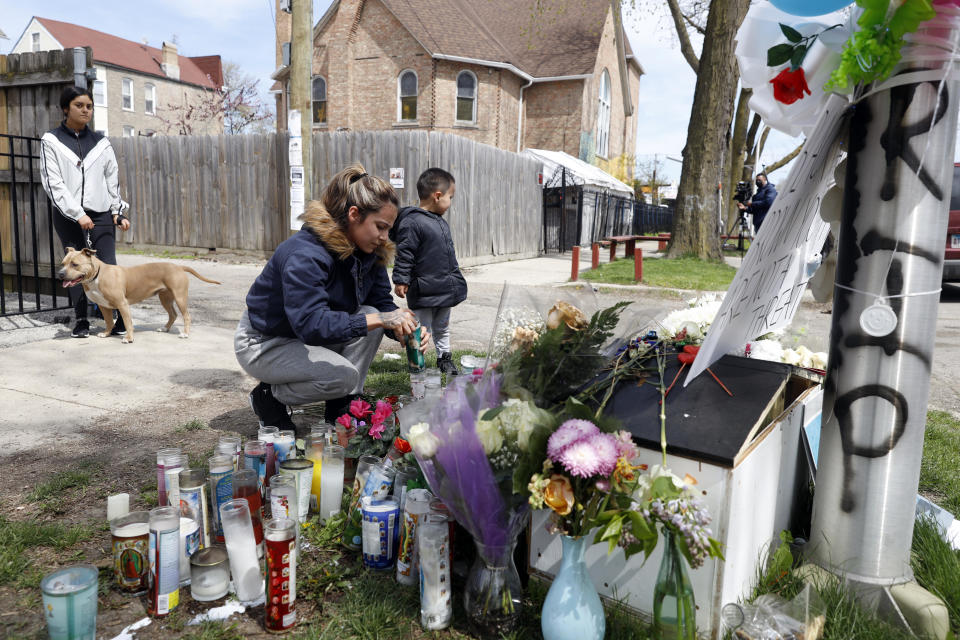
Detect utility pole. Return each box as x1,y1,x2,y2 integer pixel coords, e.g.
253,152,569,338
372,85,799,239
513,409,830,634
290,0,313,203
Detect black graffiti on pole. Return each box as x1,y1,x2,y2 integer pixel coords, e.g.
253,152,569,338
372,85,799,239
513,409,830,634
879,74,950,202
835,385,909,512
827,79,946,512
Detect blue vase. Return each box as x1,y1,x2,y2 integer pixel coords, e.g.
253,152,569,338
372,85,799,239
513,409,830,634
541,535,605,640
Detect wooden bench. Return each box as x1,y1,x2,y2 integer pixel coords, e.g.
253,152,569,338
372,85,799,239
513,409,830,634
604,235,644,261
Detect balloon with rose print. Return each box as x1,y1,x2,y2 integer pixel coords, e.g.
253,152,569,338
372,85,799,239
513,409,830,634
769,0,852,16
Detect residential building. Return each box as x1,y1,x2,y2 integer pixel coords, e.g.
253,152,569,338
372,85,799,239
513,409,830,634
271,0,642,162
10,17,224,137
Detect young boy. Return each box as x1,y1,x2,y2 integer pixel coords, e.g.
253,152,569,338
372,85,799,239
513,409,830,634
391,168,467,375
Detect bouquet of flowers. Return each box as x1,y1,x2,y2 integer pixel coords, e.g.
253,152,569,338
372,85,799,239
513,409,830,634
524,407,643,539
337,397,397,458
407,372,536,636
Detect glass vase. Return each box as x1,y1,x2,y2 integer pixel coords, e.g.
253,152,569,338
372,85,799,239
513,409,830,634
463,539,522,638
653,530,697,640
541,535,605,640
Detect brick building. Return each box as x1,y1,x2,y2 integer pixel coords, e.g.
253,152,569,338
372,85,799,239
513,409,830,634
271,0,642,162
10,17,224,137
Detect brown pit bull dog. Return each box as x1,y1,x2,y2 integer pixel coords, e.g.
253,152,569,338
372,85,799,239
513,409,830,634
58,247,221,344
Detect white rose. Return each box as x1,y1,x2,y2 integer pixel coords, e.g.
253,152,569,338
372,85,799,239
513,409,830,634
781,348,803,366
408,422,440,458
475,418,504,454
811,352,828,369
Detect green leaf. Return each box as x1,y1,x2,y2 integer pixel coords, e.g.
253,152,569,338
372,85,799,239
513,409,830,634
790,45,807,70
627,510,654,541
767,43,795,67
857,0,891,29
889,0,936,39
480,406,505,422
601,515,622,542
780,23,803,43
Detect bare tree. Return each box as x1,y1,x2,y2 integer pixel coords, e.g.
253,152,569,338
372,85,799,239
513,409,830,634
158,61,273,135
636,156,672,204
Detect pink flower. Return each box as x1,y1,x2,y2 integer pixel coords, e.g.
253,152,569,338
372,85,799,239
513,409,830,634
368,421,386,439
585,433,619,476
349,398,371,418
336,414,353,430
614,430,639,460
546,419,600,460
371,400,393,425
557,440,603,478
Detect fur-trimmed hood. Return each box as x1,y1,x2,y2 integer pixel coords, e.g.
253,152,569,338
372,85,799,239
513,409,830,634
301,202,395,266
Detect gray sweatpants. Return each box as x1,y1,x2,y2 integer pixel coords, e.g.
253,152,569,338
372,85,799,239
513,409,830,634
234,308,384,406
413,306,451,355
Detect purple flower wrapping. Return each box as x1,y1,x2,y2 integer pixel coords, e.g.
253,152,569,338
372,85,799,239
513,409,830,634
414,372,528,564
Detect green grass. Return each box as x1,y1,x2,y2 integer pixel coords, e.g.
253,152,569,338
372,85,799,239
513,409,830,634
582,256,737,290
181,622,246,640
27,463,98,514
176,418,207,433
920,410,960,515
118,247,197,259
0,516,92,587
912,517,960,632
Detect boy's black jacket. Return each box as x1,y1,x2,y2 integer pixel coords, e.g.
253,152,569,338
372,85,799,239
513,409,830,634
390,206,467,309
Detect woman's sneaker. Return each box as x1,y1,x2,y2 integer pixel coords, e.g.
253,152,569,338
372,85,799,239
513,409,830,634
248,382,296,429
71,319,90,338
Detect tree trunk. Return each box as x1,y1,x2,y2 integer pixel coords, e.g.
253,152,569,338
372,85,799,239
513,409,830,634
764,142,803,175
725,87,752,231
668,0,750,259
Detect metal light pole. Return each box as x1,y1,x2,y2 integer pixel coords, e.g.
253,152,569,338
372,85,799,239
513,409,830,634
809,5,959,634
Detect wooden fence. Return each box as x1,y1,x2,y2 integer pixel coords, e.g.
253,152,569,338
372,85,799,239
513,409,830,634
114,133,290,252
116,130,543,259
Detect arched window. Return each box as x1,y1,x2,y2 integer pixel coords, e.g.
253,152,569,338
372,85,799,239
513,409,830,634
456,70,477,123
595,69,611,158
312,76,327,124
398,70,417,121
144,83,156,115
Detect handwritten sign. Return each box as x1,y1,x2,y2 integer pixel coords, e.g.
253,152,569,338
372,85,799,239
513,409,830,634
685,94,849,386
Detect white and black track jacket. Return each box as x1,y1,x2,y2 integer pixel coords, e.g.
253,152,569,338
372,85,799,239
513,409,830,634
39,123,124,221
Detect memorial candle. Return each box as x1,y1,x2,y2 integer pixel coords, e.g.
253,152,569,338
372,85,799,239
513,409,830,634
219,498,263,604
319,445,345,524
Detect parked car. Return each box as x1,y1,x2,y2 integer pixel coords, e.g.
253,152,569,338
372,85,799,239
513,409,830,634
946,163,960,282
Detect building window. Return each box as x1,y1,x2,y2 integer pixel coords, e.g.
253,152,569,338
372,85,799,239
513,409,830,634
595,69,611,158
456,71,477,123
312,76,326,124
32,33,40,52
122,78,134,111
398,70,417,121
93,80,106,107
122,126,135,137
144,83,156,115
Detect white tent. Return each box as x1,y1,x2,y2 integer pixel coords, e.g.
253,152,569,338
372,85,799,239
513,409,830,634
523,148,634,197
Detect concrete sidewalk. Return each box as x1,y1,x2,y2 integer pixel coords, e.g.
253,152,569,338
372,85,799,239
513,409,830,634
0,250,689,454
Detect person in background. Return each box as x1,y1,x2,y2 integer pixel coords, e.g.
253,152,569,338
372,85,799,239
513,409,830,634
236,164,429,432
737,171,777,232
391,168,467,376
40,85,129,338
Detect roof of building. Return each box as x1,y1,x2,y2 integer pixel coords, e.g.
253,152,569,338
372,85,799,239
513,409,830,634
34,17,222,89
316,0,640,80
524,148,634,196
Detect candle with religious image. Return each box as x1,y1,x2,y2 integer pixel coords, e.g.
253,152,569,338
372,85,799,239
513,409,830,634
155,448,181,507
208,455,234,544
147,506,180,617
258,426,279,488
264,518,298,632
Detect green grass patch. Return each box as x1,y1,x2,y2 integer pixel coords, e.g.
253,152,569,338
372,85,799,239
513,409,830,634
0,516,92,587
582,256,736,290
28,463,98,514
118,247,197,260
912,516,960,631
176,418,207,433
181,621,246,640
920,410,960,515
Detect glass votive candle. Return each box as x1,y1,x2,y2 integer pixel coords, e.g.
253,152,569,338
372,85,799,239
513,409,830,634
40,564,99,640
233,469,264,557
258,426,279,485
190,546,230,602
410,371,426,400
319,445,345,524
219,498,264,604
274,430,296,465
424,367,442,388
304,434,325,513
278,459,314,523
109,510,149,594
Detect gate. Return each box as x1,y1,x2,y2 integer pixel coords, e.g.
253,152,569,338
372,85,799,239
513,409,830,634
0,133,72,318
